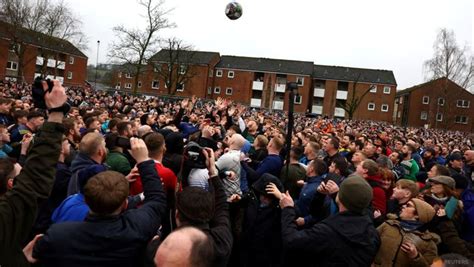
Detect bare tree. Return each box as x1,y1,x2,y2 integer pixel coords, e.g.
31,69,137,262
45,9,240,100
424,28,474,92
108,0,174,94
336,74,375,120
151,38,197,95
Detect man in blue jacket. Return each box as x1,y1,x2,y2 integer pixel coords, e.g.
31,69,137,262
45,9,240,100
25,138,167,266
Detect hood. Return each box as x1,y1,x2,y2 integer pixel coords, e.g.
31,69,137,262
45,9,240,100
323,211,379,247
252,173,284,197
165,132,184,154
71,153,99,173
366,174,383,184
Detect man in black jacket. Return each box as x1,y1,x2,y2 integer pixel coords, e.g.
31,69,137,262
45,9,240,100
25,138,167,266
278,175,380,266
0,80,67,266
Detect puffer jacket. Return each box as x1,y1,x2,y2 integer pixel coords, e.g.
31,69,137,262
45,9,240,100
374,220,439,267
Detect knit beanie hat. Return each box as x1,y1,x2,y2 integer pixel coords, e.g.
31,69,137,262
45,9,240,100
411,198,435,224
338,175,373,214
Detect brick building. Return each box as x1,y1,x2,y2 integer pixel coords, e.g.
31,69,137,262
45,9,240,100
395,77,474,132
311,65,397,121
0,21,88,86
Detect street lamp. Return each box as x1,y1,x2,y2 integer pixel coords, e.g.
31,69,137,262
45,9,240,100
95,40,100,89
284,82,299,177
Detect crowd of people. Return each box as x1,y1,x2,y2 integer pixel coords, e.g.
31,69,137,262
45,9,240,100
0,79,474,267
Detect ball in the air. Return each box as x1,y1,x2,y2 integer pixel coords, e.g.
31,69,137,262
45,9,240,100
225,2,243,20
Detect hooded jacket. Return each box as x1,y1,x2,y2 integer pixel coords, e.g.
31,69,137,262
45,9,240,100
366,174,387,215
281,209,380,266
67,153,101,195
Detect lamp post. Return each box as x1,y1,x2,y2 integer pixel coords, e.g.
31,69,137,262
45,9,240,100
95,40,100,89
285,82,299,178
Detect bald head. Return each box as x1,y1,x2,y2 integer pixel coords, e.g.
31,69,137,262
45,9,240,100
137,125,152,138
229,134,246,150
464,150,474,164
154,227,214,267
79,132,105,156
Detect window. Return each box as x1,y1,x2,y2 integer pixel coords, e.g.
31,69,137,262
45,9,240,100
176,83,184,92
436,113,443,122
115,82,121,89
69,56,74,64
381,104,389,112
6,61,18,70
420,111,427,120
9,43,20,52
296,77,304,86
214,87,221,94
399,97,403,104
125,83,132,89
179,65,186,75
397,111,401,118
370,84,377,93
226,87,233,95
118,72,122,78
138,81,142,88
207,87,212,94
151,81,159,89
228,71,235,78
209,70,213,77
438,98,445,106
368,102,375,111
153,64,161,72
216,69,223,77
455,116,468,124
294,95,302,104
125,73,132,79
457,100,470,108
67,71,72,79
383,86,391,94
422,96,429,104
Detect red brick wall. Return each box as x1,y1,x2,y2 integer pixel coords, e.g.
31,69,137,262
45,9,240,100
212,68,254,104
352,83,396,122
0,39,8,80
64,55,88,86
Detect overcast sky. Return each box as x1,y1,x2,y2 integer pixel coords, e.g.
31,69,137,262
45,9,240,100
67,0,473,90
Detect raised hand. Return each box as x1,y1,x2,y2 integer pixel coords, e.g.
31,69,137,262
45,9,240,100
279,191,294,209
129,138,149,164
202,147,218,177
181,98,189,109
266,182,283,200
44,80,67,109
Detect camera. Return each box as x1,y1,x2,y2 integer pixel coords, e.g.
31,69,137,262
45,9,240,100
32,76,54,109
184,141,207,169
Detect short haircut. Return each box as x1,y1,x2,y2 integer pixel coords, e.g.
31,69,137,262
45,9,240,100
290,146,304,160
176,187,215,224
310,158,328,176
188,228,215,267
405,143,416,154
116,121,131,135
332,157,349,177
0,98,12,105
13,110,28,122
255,135,268,148
63,118,76,133
27,111,44,120
85,116,99,129
362,159,379,176
344,134,355,142
307,141,321,153
83,171,129,215
433,164,450,176
328,137,340,150
108,118,121,131
395,179,419,197
354,140,364,151
0,158,14,195
79,132,104,156
144,132,165,158
271,136,284,151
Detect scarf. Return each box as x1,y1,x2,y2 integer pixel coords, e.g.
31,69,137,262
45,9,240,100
399,220,423,232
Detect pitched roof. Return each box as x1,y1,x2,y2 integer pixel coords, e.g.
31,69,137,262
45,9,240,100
216,56,314,76
312,64,397,85
150,49,220,65
0,20,87,58
396,77,474,96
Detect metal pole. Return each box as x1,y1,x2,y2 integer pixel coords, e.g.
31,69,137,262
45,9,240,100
95,40,100,89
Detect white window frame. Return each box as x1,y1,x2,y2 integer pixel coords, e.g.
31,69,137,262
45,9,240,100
457,100,470,108
226,87,233,95
116,82,121,89
216,69,223,77
151,80,159,89
207,87,212,94
294,95,302,104
125,83,132,89
138,81,142,88
438,97,445,106
436,113,443,122
368,102,375,111
179,65,186,75
67,71,73,80
383,86,391,94
455,116,468,124
399,97,403,104
125,73,132,79
153,64,161,72
370,84,377,93
422,96,429,104
214,87,221,94
296,77,304,86
420,111,428,120
176,83,185,92
6,61,18,70
227,71,235,78
69,56,74,64
381,104,389,112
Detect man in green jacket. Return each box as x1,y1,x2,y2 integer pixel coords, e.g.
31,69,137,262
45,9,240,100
0,80,67,266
